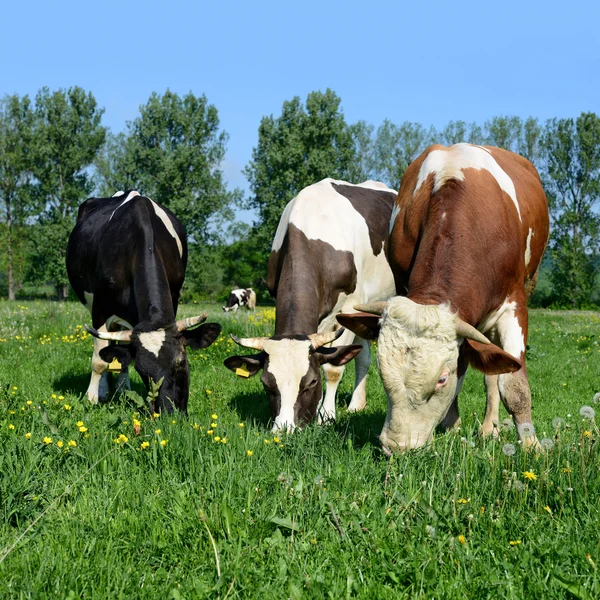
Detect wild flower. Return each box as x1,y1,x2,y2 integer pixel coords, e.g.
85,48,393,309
517,423,535,438
594,392,600,405
273,437,280,443
221,437,227,444
457,535,466,545
544,506,552,515
246,450,253,457
77,421,84,427
155,429,161,435
278,472,292,485
457,498,468,504
64,404,71,410
207,430,214,435
43,437,52,444
79,426,88,433
57,441,64,448
211,422,217,428
238,423,245,428
193,423,199,430
58,395,64,400
214,436,221,442
509,540,521,546
140,441,150,449
8,424,15,430
514,481,526,492
579,406,595,420
584,430,592,438
26,400,32,406
540,438,555,451
264,439,271,445
562,467,572,473
552,417,566,430
118,434,128,443
313,475,325,486
68,440,77,447
502,443,516,456
25,432,31,439
153,412,160,419
160,439,168,447
522,471,537,481
211,413,218,419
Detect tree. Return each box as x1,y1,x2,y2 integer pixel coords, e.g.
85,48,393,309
99,90,236,245
371,120,436,189
31,87,106,298
244,89,357,260
0,94,35,300
541,112,600,307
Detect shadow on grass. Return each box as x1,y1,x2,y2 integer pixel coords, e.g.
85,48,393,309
228,390,272,426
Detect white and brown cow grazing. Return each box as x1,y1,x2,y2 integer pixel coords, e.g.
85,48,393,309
338,144,549,451
224,178,397,431
223,288,256,312
66,190,221,413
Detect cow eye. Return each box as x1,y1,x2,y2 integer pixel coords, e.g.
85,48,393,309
436,374,449,388
309,378,318,387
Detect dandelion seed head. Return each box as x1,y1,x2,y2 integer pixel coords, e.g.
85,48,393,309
502,418,515,430
517,422,535,438
593,392,600,405
579,406,595,420
540,438,554,451
502,443,516,456
552,417,566,430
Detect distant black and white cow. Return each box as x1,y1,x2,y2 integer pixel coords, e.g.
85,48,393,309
66,190,221,413
223,288,257,312
224,179,397,431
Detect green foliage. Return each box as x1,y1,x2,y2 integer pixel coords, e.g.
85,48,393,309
542,113,600,308
1,302,600,598
97,90,237,245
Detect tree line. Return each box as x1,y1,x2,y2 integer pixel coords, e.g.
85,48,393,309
1,87,599,308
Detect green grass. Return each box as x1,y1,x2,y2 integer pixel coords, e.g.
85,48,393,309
1,300,600,599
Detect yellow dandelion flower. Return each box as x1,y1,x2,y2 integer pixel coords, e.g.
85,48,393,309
153,412,160,419
211,422,218,428
522,471,537,481
480,506,485,515
79,426,88,433
214,436,221,442
58,395,64,400
160,439,168,447
544,506,552,515
76,421,84,427
211,413,218,419
171,419,176,424
8,424,15,430
457,535,466,545
43,437,52,444
57,441,64,448
68,440,77,447
141,441,150,449
221,437,227,444
246,450,253,456
118,434,129,443
26,400,32,406
457,498,468,504
13,386,18,390
64,404,71,410
238,423,245,428
562,467,572,473
51,394,56,399
25,432,32,439
273,437,280,443
264,439,270,445
207,430,214,435
584,430,592,438
133,418,141,427
155,429,161,435
9,410,15,415
193,423,199,430
509,540,521,546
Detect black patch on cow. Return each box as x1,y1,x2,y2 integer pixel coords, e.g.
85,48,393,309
267,224,358,334
331,183,396,255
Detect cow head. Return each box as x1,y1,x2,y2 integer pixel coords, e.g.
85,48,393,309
86,314,221,413
338,297,522,451
223,329,362,431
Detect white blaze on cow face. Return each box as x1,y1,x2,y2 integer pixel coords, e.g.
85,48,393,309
262,338,312,432
149,199,183,258
376,297,461,451
138,330,166,357
414,144,521,221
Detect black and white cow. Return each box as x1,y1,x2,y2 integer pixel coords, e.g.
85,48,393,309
223,288,256,312
66,190,221,413
224,179,397,431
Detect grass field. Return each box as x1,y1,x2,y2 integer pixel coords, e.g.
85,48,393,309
1,301,599,599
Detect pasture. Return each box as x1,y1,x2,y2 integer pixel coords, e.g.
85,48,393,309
0,301,599,599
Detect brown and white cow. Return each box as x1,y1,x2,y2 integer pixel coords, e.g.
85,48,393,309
338,144,549,451
224,178,397,431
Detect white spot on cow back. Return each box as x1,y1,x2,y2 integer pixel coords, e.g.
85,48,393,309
139,330,166,358
414,144,521,221
112,190,125,197
149,200,183,258
109,190,140,221
525,228,534,267
480,299,525,359
263,338,312,431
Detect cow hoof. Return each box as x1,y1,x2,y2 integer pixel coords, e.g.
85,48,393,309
480,424,500,438
348,398,366,412
87,395,100,405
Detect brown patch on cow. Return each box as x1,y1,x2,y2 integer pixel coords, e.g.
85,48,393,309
331,183,396,255
267,224,357,334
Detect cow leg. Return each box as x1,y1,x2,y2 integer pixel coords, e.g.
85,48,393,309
495,302,538,449
348,338,370,412
481,375,501,437
86,324,110,404
319,363,345,423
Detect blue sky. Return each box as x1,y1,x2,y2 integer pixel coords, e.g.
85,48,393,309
2,0,598,199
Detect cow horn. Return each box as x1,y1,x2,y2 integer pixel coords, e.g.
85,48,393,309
176,313,208,332
353,302,387,316
230,334,268,351
455,317,491,345
308,328,345,349
85,325,133,342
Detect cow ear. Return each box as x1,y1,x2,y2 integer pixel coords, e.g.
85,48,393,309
336,312,380,340
223,353,265,378
99,344,134,368
181,323,222,350
463,339,522,375
315,344,363,366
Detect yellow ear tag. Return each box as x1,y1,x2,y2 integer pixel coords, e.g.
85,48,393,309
235,366,250,378
108,357,122,372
